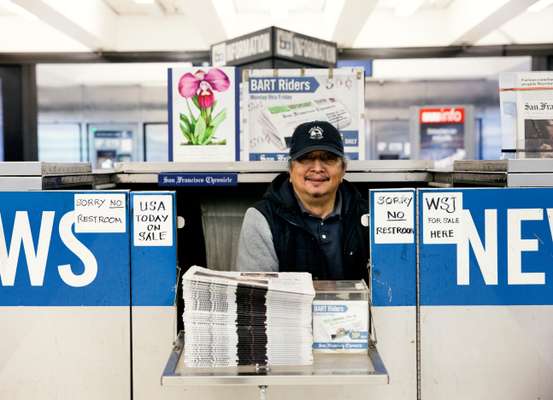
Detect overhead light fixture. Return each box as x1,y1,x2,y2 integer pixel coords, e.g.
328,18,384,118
394,0,425,17
3,0,38,20
528,0,553,12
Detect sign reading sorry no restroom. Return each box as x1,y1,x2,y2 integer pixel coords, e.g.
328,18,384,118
373,191,415,244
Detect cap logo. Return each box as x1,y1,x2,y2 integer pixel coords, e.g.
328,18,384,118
308,126,324,140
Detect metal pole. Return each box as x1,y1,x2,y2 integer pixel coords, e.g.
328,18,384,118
259,385,268,400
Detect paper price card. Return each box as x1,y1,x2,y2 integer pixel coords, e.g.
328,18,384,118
373,191,414,244
422,192,463,244
133,195,173,247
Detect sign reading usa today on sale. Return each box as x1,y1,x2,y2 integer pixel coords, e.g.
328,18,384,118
0,191,130,306
242,68,365,161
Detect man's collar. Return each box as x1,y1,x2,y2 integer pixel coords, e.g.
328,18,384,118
295,190,342,219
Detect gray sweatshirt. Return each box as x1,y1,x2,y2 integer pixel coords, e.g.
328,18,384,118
236,207,279,272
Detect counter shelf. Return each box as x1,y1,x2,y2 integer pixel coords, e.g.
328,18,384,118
162,331,389,387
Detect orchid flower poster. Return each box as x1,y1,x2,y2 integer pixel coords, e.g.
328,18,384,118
168,67,239,161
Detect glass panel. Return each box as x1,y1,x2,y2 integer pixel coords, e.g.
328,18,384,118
88,123,139,168
371,119,410,160
144,122,168,161
38,123,81,162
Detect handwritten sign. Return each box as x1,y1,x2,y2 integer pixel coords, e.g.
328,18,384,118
133,195,173,247
74,193,126,233
422,192,463,244
373,191,414,244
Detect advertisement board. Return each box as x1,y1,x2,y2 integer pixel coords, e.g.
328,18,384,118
168,67,239,162
500,72,553,158
419,107,465,160
242,68,365,161
411,105,475,167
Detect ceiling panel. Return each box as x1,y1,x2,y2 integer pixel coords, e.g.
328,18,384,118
0,16,90,52
233,0,326,14
103,0,164,16
0,0,551,53
212,0,343,41
37,62,193,86
372,56,532,80
476,5,553,45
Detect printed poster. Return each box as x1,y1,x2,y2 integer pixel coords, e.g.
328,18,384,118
242,68,365,161
500,71,553,158
168,67,238,161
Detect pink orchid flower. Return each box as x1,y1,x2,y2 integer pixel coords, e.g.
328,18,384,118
178,68,230,109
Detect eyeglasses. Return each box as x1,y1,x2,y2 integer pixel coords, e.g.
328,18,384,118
295,152,341,166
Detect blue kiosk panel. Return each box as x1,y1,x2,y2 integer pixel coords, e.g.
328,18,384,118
0,191,130,306
370,189,417,307
419,187,553,306
130,191,177,306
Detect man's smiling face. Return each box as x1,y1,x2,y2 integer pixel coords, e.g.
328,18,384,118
289,150,345,200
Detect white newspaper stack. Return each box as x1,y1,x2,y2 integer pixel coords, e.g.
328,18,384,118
182,266,315,368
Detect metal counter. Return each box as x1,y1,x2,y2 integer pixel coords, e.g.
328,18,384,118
114,160,432,184
162,331,389,386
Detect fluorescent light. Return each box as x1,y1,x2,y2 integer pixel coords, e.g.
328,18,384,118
2,0,38,20
394,0,425,17
528,0,553,12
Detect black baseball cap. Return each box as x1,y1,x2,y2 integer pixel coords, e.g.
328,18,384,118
289,121,344,160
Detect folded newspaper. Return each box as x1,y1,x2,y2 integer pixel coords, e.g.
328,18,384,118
258,97,352,150
500,72,553,158
182,266,315,367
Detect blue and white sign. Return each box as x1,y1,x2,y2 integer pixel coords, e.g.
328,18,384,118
249,77,320,93
0,191,130,306
419,188,553,306
370,189,417,306
131,192,177,306
158,172,238,187
243,67,365,161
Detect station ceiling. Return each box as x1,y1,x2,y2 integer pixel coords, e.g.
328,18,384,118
0,0,552,53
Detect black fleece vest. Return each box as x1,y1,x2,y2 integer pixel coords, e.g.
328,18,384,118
254,174,369,282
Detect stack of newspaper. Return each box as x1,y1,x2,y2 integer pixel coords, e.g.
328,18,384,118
182,266,315,367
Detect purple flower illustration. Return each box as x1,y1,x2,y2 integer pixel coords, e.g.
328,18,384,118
178,68,230,109
177,68,230,145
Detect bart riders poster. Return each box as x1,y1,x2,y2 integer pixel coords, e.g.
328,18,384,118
168,67,239,162
242,68,365,161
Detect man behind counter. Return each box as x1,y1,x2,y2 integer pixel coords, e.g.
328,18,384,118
237,120,369,281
